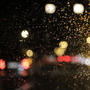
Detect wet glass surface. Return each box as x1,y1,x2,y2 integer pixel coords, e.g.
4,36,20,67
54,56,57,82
0,0,89,90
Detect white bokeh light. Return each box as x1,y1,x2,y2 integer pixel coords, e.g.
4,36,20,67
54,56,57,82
85,59,90,66
21,30,29,38
73,3,84,14
86,37,90,44
45,3,56,14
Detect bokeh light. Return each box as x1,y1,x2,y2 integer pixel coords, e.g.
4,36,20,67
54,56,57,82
73,3,84,14
59,41,68,48
0,59,6,70
21,58,32,70
86,37,90,44
26,49,33,57
54,47,66,56
21,30,29,38
57,56,71,63
45,3,56,14
57,56,63,62
63,56,71,62
7,62,19,69
85,59,90,66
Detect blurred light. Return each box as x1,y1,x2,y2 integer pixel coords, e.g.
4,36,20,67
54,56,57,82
20,70,28,77
0,71,5,76
48,55,56,63
28,58,33,65
21,30,29,38
72,55,82,63
57,56,63,62
73,3,84,14
86,37,90,44
26,50,33,57
0,59,6,70
72,55,90,66
57,56,71,63
59,41,68,48
54,47,66,56
45,4,56,14
21,58,32,70
63,56,71,62
41,55,57,64
18,64,24,73
85,59,90,66
7,62,19,69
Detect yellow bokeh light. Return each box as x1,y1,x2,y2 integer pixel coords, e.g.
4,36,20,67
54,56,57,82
59,41,68,48
86,37,90,44
54,47,66,56
28,58,33,65
26,50,33,57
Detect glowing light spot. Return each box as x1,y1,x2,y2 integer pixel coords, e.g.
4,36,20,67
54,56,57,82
63,56,71,62
0,59,6,70
57,56,71,63
85,59,90,66
86,37,90,44
45,4,56,14
26,50,33,57
73,3,84,14
21,30,29,38
21,58,32,70
59,41,68,48
54,47,66,56
57,56,63,62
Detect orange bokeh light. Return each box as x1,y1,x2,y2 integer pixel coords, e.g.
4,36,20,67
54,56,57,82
21,58,32,70
0,59,6,70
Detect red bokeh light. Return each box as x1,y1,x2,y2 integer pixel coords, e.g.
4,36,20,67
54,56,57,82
0,59,6,70
21,58,30,70
57,56,64,62
63,56,71,62
57,56,71,63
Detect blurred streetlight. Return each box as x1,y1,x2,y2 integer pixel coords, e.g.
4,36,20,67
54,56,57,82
21,30,29,38
45,3,56,14
26,50,33,57
73,3,84,14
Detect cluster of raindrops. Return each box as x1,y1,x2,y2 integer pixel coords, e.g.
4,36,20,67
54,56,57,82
0,0,89,90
